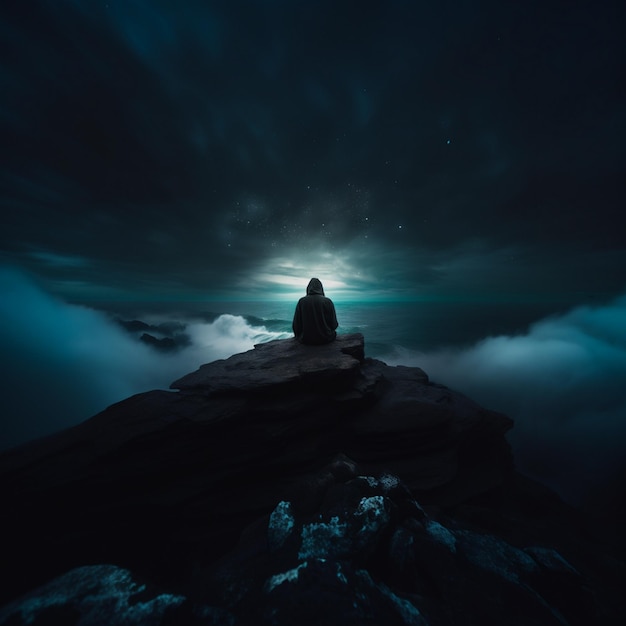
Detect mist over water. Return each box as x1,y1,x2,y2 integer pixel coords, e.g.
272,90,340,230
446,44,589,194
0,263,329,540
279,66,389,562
0,268,290,450
1,266,625,507
378,297,626,505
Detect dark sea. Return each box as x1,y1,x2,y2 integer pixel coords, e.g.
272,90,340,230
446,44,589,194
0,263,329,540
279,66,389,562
94,297,580,359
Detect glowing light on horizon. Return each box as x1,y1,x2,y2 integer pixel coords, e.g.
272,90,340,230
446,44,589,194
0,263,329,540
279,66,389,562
256,273,347,290
252,250,358,295
245,248,407,301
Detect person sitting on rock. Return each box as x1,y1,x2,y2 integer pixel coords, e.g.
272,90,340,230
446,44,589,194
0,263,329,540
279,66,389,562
292,277,338,345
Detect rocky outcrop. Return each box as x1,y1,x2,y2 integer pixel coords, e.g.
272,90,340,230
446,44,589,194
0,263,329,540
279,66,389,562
0,565,189,626
116,317,190,351
170,332,366,392
200,462,607,626
140,332,179,350
0,334,623,625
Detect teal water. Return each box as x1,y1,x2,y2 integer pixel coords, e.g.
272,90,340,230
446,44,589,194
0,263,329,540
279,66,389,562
97,298,577,358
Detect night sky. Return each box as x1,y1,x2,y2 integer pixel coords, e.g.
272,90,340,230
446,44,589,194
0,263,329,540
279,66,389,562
1,0,624,302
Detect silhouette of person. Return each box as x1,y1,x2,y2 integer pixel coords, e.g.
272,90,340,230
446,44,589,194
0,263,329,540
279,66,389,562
292,277,338,344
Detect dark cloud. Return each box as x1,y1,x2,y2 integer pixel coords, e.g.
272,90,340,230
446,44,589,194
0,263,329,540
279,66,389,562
0,0,624,300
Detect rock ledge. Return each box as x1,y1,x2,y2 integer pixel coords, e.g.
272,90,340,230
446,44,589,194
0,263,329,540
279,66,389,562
171,333,365,393
0,334,623,625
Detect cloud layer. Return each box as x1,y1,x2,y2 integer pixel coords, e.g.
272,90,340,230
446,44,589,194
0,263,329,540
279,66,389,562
382,294,626,504
0,267,289,449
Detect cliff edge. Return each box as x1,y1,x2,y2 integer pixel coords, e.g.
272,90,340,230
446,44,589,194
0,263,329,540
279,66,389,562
0,334,623,625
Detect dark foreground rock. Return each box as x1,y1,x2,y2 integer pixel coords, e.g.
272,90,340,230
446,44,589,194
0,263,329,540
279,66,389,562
0,334,624,625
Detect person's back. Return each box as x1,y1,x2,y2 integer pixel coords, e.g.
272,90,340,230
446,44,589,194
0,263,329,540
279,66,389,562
292,277,338,344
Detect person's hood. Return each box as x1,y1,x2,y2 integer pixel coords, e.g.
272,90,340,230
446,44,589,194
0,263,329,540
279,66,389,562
306,277,325,296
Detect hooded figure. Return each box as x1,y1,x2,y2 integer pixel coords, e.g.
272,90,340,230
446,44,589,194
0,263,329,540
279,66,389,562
292,277,338,345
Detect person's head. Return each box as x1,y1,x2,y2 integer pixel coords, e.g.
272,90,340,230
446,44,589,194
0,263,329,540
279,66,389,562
306,277,325,296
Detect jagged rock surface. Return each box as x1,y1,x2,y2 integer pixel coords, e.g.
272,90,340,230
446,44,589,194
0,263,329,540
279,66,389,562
170,333,366,392
0,334,623,625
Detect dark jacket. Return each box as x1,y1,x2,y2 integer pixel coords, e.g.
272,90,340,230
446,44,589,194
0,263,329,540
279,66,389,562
292,278,338,344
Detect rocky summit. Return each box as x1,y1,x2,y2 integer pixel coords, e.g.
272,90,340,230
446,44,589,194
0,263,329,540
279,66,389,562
0,334,623,625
